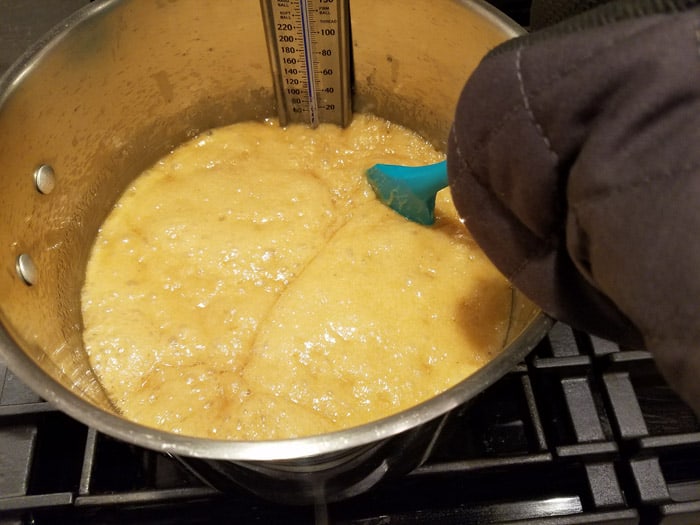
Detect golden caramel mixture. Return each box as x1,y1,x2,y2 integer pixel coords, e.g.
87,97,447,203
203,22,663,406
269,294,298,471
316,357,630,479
81,114,511,440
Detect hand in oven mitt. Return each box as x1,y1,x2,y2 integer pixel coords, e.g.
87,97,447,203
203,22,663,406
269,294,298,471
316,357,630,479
448,0,700,414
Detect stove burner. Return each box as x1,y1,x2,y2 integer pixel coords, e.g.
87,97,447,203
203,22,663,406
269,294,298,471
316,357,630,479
2,323,699,524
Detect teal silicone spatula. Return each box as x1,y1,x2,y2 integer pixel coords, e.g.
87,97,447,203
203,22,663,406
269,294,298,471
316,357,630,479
366,159,448,225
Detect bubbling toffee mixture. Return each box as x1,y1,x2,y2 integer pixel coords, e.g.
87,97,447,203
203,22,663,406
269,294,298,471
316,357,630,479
81,114,512,440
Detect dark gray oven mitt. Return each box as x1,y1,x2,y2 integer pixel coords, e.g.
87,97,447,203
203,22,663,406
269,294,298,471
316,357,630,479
448,0,700,414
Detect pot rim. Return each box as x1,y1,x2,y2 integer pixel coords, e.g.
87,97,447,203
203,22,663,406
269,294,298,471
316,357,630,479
0,0,546,462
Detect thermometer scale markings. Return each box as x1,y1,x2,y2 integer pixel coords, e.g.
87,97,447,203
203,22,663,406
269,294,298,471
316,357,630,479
261,0,352,128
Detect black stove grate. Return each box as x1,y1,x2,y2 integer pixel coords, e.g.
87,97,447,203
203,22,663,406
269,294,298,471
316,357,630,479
2,322,699,524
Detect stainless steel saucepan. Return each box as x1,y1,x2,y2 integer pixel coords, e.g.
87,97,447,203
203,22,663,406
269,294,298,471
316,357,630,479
0,0,551,504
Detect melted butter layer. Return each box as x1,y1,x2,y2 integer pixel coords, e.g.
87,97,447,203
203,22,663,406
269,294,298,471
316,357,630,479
81,114,511,440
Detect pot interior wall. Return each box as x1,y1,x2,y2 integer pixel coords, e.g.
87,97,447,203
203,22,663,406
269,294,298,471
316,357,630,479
0,0,532,417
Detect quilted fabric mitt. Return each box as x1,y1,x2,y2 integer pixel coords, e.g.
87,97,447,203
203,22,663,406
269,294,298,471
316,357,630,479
448,0,700,413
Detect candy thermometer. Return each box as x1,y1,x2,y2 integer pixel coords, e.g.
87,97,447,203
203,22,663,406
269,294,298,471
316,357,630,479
260,0,353,128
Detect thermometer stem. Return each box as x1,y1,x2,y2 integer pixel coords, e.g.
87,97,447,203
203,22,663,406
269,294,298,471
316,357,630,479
260,0,352,128
299,0,319,128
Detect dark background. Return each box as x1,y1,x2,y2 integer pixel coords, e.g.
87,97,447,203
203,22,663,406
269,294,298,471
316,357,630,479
0,0,91,74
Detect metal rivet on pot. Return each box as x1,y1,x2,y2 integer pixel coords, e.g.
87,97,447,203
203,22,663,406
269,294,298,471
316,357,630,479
16,253,38,285
34,164,56,194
